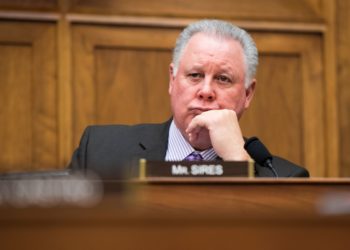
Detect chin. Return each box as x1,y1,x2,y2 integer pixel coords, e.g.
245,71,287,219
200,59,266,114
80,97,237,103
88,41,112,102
190,131,212,151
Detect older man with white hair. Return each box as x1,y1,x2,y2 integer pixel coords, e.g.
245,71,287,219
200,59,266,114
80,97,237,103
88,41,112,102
69,19,309,179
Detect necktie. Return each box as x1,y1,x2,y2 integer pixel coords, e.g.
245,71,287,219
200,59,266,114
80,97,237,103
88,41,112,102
184,151,203,161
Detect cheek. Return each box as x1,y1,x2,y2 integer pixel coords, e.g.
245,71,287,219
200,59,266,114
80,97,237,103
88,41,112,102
170,82,189,113
171,84,184,103
172,81,194,102
220,88,247,109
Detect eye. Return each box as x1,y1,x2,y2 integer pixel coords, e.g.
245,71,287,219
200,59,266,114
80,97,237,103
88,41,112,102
215,75,232,85
187,72,204,82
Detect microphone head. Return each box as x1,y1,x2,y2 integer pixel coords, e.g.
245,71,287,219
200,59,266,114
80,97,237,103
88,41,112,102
244,137,272,165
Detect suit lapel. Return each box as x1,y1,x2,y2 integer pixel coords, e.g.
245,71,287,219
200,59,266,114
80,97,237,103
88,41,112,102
135,119,172,161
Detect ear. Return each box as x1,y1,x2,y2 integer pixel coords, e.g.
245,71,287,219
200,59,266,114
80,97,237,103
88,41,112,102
244,79,256,109
168,63,175,94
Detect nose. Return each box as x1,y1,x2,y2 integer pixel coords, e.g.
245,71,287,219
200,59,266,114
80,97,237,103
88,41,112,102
197,79,215,101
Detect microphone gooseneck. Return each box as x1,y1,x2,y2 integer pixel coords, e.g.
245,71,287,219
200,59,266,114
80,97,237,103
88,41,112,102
244,137,278,178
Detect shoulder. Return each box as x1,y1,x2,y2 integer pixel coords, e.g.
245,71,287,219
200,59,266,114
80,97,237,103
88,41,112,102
84,120,170,139
69,120,172,173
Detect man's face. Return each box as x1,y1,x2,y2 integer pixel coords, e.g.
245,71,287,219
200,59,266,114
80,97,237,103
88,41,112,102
169,32,255,143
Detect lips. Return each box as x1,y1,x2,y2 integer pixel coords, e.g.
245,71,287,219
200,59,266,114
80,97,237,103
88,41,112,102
188,107,216,115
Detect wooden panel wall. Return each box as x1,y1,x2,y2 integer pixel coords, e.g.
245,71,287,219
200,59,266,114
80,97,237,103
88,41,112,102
337,0,350,177
0,0,348,177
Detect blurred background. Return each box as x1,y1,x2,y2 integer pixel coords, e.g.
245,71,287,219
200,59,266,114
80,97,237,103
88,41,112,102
0,0,349,177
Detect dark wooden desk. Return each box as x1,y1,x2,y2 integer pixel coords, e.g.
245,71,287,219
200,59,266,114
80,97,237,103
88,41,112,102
1,178,350,250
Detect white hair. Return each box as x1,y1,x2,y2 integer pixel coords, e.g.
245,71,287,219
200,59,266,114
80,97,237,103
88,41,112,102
172,19,258,88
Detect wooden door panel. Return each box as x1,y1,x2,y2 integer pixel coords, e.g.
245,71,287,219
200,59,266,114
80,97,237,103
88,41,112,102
0,45,32,170
72,25,176,144
0,22,57,173
95,48,171,125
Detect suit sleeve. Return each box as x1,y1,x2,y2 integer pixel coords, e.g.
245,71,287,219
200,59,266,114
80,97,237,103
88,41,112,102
287,164,310,177
276,156,310,177
254,156,310,177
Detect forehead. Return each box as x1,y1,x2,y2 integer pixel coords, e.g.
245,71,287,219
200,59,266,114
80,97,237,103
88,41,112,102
178,33,245,78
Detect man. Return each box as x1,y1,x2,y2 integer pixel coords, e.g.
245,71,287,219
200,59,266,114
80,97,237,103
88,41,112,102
69,19,309,179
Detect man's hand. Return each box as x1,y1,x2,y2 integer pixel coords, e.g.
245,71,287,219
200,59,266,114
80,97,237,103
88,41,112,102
186,109,249,161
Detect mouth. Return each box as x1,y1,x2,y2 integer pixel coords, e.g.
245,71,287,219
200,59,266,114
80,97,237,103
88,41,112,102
188,107,215,116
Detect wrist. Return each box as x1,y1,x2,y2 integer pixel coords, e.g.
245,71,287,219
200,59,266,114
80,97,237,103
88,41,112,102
222,150,250,161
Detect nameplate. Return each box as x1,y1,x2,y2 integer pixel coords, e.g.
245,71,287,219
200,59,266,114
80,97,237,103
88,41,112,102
138,159,254,179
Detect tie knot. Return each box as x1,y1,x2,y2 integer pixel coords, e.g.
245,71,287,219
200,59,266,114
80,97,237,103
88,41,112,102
184,151,203,161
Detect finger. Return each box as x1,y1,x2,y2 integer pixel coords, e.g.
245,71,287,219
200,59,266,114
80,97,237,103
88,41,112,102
186,114,208,134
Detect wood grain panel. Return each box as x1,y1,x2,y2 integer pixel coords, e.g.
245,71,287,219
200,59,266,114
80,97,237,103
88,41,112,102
337,0,350,177
95,48,171,125
72,25,177,145
0,22,57,173
68,0,326,22
0,45,32,170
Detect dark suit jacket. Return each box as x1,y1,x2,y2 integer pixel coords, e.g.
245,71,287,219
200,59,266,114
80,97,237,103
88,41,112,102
69,119,309,179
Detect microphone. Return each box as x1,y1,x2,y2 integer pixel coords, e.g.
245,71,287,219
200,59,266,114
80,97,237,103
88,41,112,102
244,137,278,178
